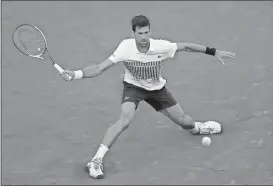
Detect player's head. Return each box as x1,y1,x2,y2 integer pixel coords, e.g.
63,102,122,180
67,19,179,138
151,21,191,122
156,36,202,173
131,15,151,47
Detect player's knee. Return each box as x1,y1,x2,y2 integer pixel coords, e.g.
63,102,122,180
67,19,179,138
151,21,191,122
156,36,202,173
176,114,195,129
117,110,134,130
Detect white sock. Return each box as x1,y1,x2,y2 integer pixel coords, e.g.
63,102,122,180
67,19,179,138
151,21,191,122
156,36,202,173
93,144,109,161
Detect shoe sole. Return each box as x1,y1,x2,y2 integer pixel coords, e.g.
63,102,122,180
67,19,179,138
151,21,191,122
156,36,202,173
85,166,104,179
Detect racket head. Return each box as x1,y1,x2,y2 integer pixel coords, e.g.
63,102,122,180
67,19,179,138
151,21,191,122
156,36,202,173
12,24,48,59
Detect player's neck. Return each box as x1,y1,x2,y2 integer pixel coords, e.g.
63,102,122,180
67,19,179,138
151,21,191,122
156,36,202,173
136,42,150,54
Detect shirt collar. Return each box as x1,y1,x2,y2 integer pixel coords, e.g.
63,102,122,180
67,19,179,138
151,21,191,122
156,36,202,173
135,38,154,54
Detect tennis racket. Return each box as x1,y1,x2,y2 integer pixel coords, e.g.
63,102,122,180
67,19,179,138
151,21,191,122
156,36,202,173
12,24,72,80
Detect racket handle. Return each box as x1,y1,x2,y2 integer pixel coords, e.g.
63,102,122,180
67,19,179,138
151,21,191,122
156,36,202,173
53,63,72,81
53,63,64,73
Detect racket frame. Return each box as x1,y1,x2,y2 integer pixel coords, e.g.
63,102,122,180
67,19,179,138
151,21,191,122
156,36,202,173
13,24,70,77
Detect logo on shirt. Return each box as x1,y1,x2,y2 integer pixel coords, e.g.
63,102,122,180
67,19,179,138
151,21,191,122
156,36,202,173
157,55,162,58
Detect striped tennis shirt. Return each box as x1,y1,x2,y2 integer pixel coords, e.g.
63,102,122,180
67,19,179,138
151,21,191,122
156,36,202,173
109,38,177,91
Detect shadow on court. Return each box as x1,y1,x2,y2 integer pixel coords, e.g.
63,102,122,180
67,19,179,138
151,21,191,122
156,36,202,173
2,1,273,185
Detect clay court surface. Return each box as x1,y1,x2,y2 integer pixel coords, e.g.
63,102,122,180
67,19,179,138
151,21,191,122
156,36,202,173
2,1,273,185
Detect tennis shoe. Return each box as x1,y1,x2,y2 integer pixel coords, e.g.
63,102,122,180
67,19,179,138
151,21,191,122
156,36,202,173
86,158,104,179
193,121,222,134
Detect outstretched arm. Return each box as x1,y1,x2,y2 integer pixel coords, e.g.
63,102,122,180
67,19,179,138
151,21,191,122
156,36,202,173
81,58,115,78
61,40,127,81
176,43,236,64
61,58,115,81
176,43,208,53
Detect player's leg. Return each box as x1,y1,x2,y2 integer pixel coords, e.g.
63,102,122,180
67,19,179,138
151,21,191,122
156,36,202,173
145,87,221,134
101,102,136,148
145,88,197,132
160,103,221,134
86,102,136,179
160,103,196,130
86,82,144,179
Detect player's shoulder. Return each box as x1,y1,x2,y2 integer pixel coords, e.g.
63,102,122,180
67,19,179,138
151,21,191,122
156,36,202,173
118,38,135,48
150,38,172,45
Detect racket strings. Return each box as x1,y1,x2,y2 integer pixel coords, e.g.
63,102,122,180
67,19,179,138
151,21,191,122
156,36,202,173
13,25,46,56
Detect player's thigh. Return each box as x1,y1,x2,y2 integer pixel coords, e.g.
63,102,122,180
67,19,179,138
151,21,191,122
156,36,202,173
121,81,145,110
145,86,177,112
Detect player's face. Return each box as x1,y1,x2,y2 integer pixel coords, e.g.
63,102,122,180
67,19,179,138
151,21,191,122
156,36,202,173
133,26,151,47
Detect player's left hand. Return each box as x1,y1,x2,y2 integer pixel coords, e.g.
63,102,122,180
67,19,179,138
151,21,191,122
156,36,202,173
215,50,236,65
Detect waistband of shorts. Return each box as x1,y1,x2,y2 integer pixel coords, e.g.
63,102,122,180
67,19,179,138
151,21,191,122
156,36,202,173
123,81,165,92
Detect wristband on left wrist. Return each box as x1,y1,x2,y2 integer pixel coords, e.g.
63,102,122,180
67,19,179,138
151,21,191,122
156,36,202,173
205,47,216,56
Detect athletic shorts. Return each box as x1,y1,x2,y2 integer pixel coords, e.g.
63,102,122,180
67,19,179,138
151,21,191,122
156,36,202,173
121,81,177,111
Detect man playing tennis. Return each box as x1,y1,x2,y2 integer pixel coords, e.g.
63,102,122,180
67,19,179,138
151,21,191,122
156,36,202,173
61,15,235,179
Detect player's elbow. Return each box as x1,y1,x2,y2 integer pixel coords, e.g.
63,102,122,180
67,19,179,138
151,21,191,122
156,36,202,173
94,65,103,76
176,43,188,52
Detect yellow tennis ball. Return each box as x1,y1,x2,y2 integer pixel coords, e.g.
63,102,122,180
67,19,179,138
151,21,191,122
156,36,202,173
202,136,211,146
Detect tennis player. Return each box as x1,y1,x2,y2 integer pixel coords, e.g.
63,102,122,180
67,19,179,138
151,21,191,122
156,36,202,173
61,15,235,179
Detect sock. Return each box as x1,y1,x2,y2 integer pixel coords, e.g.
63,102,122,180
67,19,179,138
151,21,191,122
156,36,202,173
93,144,109,161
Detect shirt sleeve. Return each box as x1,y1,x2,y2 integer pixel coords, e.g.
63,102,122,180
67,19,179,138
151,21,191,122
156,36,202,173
157,40,178,58
108,40,127,63
167,42,178,58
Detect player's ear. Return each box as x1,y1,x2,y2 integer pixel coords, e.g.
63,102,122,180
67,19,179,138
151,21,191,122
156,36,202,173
131,31,135,37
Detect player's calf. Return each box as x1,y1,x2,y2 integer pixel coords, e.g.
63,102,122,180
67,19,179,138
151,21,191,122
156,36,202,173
161,108,195,130
174,114,196,129
102,105,135,148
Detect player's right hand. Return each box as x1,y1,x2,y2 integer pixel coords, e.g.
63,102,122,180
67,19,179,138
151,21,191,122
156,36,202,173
60,70,75,81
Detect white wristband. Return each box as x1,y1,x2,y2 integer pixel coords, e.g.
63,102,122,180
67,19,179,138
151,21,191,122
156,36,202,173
74,70,83,79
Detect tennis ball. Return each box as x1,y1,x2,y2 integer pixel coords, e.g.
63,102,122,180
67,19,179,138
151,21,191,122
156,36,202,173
202,136,211,146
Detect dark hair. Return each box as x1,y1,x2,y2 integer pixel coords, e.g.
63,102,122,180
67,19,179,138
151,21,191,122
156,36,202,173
131,15,150,32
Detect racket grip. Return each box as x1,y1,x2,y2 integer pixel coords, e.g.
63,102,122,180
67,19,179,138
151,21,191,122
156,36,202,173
53,63,64,73
53,63,72,81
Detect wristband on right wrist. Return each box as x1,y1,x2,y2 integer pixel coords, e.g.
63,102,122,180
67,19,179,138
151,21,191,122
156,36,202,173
74,70,83,79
